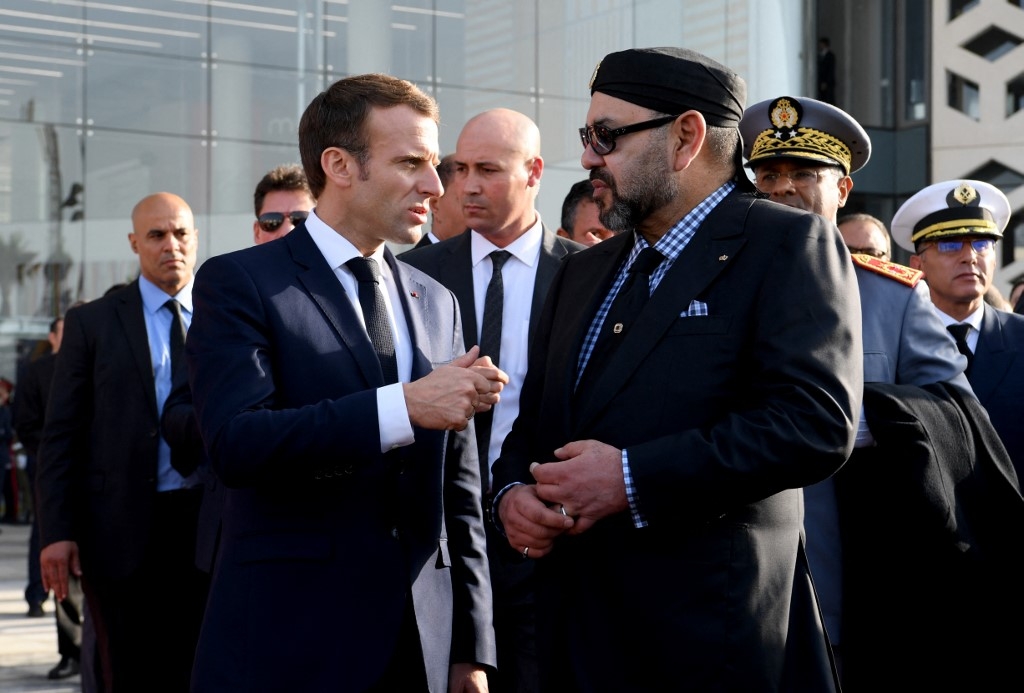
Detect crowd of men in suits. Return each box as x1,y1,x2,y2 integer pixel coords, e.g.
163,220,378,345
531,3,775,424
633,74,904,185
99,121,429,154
8,45,1023,693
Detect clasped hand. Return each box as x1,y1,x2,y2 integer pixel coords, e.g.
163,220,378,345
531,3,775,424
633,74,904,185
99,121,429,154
498,439,627,558
404,345,509,431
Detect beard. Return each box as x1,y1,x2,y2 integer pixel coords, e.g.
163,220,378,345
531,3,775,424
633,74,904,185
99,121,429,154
590,135,678,232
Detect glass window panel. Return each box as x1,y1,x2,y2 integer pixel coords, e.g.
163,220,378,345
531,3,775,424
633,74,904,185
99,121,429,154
0,38,83,125
210,0,321,71
433,0,468,86
436,0,536,93
211,63,320,144
84,129,208,224
537,0,634,100
87,50,207,137
0,1,208,59
0,122,84,321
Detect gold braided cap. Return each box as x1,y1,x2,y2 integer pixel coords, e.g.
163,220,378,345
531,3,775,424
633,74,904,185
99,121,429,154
749,127,853,174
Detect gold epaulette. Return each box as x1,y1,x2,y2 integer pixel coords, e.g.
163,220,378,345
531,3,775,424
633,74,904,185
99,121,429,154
851,253,922,288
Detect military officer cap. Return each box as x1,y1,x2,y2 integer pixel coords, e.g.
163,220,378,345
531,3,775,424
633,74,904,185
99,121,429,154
891,179,1010,252
589,47,746,127
739,95,871,175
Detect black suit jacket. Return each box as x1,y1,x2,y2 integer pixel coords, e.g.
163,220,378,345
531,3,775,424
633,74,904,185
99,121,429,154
186,225,495,692
969,304,1024,479
838,381,1024,690
12,352,56,458
400,225,582,355
36,281,200,579
492,190,862,691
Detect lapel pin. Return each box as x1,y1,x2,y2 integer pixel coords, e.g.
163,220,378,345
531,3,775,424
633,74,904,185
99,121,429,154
410,290,420,298
718,254,729,261
613,323,624,334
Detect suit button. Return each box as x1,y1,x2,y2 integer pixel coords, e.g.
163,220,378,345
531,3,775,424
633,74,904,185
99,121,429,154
343,465,355,475
390,527,399,540
148,428,158,438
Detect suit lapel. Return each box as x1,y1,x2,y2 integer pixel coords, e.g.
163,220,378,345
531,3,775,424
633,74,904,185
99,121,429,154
288,226,386,387
439,234,477,351
389,251,434,381
117,281,159,419
972,305,1012,402
530,226,569,341
575,193,752,429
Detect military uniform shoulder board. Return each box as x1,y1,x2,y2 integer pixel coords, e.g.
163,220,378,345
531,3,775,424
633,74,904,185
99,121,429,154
851,253,922,288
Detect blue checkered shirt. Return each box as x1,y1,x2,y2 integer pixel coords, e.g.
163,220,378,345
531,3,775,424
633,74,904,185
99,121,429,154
576,181,735,527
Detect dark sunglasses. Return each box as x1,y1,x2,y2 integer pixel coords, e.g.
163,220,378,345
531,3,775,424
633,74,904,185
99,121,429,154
257,210,309,232
578,114,679,156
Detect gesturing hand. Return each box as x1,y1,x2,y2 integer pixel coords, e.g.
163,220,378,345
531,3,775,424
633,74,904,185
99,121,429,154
404,346,509,431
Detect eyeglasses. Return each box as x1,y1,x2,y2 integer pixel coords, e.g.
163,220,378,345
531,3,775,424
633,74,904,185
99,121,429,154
578,115,679,156
754,169,832,190
847,246,889,260
257,210,309,232
921,238,995,255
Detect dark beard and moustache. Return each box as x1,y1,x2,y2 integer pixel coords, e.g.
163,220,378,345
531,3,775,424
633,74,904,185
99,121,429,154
589,139,677,232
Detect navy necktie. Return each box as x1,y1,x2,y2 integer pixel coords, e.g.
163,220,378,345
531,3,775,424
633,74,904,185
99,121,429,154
346,257,399,385
165,299,186,379
947,323,974,375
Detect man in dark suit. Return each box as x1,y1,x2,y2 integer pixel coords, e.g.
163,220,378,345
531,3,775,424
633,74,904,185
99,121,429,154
186,73,504,692
898,179,1024,477
13,316,85,681
492,47,862,691
402,107,582,693
412,154,467,249
36,192,207,692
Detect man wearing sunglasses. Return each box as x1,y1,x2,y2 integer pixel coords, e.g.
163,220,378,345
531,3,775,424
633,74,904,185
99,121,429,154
897,180,1024,476
252,164,315,245
492,47,862,691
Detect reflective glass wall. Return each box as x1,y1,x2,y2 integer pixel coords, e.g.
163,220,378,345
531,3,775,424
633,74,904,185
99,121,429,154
0,0,806,378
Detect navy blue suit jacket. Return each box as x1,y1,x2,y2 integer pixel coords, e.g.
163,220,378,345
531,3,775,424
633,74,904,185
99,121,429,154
187,225,494,692
970,304,1024,480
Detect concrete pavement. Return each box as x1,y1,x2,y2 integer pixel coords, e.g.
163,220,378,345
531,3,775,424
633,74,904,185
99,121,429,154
0,523,79,692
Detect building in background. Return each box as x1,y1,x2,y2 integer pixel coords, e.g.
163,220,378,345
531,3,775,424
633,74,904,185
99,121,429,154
0,0,1021,375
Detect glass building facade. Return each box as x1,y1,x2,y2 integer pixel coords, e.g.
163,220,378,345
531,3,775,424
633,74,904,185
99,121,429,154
2,0,819,378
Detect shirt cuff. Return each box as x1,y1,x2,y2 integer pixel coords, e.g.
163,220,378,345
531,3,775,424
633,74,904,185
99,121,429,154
490,482,523,537
623,449,648,528
854,402,875,447
377,383,414,454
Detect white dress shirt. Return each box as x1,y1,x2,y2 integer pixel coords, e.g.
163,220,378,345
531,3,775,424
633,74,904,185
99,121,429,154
305,209,415,453
470,217,543,487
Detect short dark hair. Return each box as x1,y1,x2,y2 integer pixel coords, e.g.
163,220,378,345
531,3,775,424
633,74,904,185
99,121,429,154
436,154,457,189
560,180,596,234
49,316,63,334
253,164,312,217
299,73,439,198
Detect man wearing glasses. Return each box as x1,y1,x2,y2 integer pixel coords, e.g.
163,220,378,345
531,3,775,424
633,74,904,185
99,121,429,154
252,164,315,245
492,47,862,690
896,179,1024,476
838,213,891,261
741,97,982,685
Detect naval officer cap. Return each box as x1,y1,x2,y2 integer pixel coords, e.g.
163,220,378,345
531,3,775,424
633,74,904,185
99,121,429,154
589,47,747,127
739,95,871,175
891,179,1010,252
